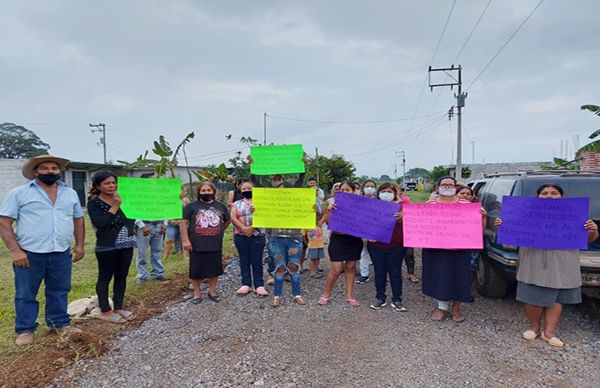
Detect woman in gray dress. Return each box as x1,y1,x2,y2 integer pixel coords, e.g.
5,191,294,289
495,184,598,347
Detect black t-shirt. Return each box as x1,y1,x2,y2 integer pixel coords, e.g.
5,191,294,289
183,200,230,252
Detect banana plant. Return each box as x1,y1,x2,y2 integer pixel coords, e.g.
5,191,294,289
118,132,195,177
578,105,600,153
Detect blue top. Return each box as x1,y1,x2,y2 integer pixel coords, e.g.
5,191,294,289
0,180,84,253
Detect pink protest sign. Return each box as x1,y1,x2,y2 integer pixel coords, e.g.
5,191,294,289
403,202,483,249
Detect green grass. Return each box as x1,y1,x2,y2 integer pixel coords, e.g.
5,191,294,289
0,215,235,357
405,191,431,203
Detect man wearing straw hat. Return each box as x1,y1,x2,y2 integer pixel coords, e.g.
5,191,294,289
0,155,85,346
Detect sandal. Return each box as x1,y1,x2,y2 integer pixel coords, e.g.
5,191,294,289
271,296,281,308
99,313,126,324
431,309,449,321
317,295,330,305
407,274,419,284
115,310,135,321
522,330,541,341
346,298,360,308
254,286,269,297
541,331,564,348
237,285,252,295
190,297,203,305
293,295,307,305
310,272,323,279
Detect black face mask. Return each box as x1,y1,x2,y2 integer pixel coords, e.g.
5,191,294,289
200,194,215,202
241,191,253,199
37,173,61,185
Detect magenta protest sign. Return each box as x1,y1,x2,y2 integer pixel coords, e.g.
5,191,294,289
327,192,401,243
403,202,483,249
497,196,590,250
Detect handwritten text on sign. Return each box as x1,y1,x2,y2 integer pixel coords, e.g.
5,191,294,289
252,188,316,229
403,202,483,249
497,196,589,250
118,177,183,220
250,144,305,175
327,192,400,243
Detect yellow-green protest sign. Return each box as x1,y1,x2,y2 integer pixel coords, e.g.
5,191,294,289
250,144,305,175
118,177,183,220
252,188,316,229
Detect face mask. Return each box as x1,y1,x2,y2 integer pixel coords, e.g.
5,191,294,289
271,180,282,187
439,187,456,196
364,187,376,196
355,190,361,195
379,192,395,202
241,191,252,199
37,173,61,185
200,193,215,202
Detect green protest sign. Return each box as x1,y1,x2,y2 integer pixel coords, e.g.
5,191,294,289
117,177,183,220
250,144,305,175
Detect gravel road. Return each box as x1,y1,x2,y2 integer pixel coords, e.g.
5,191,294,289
53,254,600,387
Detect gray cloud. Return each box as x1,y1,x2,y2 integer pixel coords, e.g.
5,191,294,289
1,0,599,177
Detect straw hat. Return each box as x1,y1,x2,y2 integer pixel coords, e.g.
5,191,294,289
21,155,70,179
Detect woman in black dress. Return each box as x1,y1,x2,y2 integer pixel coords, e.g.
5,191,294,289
318,181,363,307
181,181,231,304
422,176,484,322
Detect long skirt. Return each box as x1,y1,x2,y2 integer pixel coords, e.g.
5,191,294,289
421,248,471,302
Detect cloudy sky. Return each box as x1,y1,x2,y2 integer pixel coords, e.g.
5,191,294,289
2,0,599,177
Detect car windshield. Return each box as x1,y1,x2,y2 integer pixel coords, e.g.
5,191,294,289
521,178,600,219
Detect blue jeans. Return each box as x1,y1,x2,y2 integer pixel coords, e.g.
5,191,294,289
136,224,165,279
269,236,303,297
367,245,406,302
235,234,266,288
14,250,72,333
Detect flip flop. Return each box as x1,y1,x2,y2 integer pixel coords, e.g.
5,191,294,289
346,298,360,308
317,295,330,305
99,313,126,324
115,310,135,321
407,274,420,284
522,330,541,341
431,309,449,321
293,295,307,305
271,296,281,308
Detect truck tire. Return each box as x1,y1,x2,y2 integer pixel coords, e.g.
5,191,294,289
476,254,508,298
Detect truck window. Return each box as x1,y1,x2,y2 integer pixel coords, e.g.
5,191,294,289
480,179,515,218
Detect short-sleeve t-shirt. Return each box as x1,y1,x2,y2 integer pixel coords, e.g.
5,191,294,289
183,200,230,252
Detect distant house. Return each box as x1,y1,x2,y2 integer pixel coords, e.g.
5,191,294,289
445,161,555,181
0,159,206,206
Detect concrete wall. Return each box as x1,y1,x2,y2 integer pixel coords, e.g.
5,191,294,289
0,159,28,203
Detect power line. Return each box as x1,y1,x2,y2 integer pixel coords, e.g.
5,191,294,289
466,0,545,91
452,0,493,63
333,112,448,153
405,0,457,139
265,110,446,125
344,115,449,158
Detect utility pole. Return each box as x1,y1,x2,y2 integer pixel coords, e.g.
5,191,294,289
395,151,406,185
429,65,467,180
89,123,107,164
263,112,267,146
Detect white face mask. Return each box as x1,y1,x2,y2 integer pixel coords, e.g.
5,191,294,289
363,187,376,196
379,192,395,202
439,187,456,196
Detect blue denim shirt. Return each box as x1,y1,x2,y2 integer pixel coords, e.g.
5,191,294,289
0,180,84,253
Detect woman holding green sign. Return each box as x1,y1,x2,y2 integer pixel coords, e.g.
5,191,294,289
87,171,137,324
181,181,231,304
231,181,269,296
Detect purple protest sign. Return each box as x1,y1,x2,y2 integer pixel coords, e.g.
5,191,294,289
327,192,401,243
497,196,590,250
